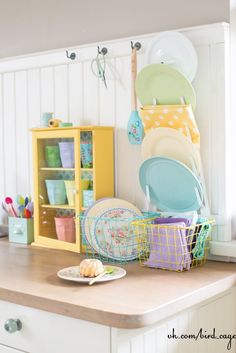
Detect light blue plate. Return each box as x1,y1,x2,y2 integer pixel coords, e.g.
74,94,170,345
139,157,203,212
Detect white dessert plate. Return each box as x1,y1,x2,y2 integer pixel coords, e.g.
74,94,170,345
145,31,198,82
57,265,126,283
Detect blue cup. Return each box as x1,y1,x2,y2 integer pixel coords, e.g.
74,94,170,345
81,143,92,168
45,180,67,205
41,112,53,127
82,190,94,208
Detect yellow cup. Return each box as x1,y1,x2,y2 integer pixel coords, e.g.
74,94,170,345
64,180,76,206
81,179,90,190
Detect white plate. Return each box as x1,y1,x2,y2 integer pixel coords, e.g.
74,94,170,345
141,127,200,174
83,198,142,260
145,31,198,82
57,265,126,283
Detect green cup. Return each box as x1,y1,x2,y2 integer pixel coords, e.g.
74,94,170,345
45,146,62,168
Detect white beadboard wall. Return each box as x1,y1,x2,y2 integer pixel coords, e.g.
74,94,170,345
0,22,231,241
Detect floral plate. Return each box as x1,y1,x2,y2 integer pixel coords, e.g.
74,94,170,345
93,207,141,261
83,198,142,261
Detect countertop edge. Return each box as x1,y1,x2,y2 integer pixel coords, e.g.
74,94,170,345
135,274,236,329
1,274,235,329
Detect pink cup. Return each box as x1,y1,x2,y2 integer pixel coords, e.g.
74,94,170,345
54,217,75,243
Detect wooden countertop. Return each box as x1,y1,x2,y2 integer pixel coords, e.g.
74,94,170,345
0,240,236,329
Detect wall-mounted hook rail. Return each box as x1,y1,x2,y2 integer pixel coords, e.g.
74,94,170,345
66,50,77,60
131,41,142,51
97,46,108,55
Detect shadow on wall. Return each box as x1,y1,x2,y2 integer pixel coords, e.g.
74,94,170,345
0,0,229,59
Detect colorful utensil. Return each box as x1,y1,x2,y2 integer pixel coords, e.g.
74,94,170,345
5,195,33,218
24,196,29,207
2,202,10,216
16,195,25,217
18,205,25,217
26,201,34,215
127,47,143,144
16,195,25,206
89,267,115,286
5,197,17,217
23,208,31,219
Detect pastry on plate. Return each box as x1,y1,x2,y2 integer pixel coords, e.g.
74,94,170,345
79,259,104,277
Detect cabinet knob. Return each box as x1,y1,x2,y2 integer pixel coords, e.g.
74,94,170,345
4,319,22,333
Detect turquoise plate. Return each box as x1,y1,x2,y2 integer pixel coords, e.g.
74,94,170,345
139,157,203,212
135,64,196,110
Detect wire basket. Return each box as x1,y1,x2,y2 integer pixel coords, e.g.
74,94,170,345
77,212,155,264
133,216,214,272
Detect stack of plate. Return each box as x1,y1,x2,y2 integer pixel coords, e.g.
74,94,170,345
136,31,208,214
138,110,205,213
136,31,199,144
139,130,204,212
136,31,198,105
82,198,143,261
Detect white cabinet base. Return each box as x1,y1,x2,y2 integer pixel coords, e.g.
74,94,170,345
0,288,235,353
0,301,110,353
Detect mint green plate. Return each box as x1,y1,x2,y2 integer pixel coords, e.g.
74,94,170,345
139,157,203,212
135,64,196,110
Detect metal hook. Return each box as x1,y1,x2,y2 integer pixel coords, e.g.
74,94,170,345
97,46,108,56
66,50,76,60
131,41,142,51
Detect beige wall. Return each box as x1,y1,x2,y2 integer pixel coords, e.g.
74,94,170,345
0,0,229,58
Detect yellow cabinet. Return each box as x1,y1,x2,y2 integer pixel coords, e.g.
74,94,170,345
31,126,114,252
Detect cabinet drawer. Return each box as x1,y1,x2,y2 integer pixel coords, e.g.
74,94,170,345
0,300,110,353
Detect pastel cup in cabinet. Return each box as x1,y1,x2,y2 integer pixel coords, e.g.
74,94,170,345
45,145,62,168
82,190,94,208
58,142,74,168
81,179,90,190
64,180,76,206
8,217,34,244
80,142,93,168
45,180,67,205
54,217,75,242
